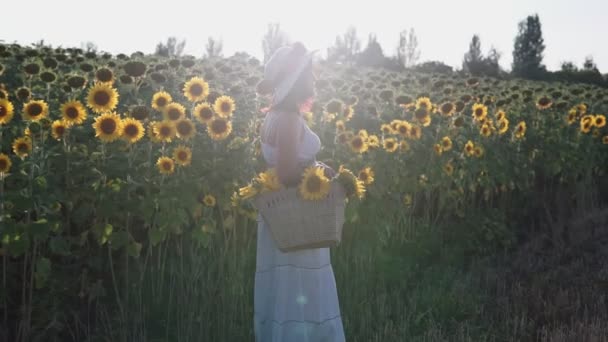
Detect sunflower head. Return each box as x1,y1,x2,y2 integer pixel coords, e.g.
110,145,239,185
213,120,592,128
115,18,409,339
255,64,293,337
130,105,150,121
121,118,145,144
213,95,235,117
536,96,552,110
95,67,114,84
358,167,375,185
93,112,123,143
51,120,68,140
173,145,192,166
515,121,527,138
183,77,209,102
441,136,452,151
22,100,49,122
0,153,12,174
87,83,119,114
150,91,172,112
336,165,365,200
156,156,175,175
60,100,87,126
207,116,232,141
439,102,455,116
349,135,368,153
12,136,32,159
298,166,332,200
163,102,186,121
415,97,432,111
175,118,196,140
444,163,454,176
464,140,475,156
194,102,215,124
480,124,492,137
471,103,488,121
0,98,15,125
154,120,177,142
383,137,398,152
202,194,216,207
498,118,509,134
594,115,606,128
257,168,282,193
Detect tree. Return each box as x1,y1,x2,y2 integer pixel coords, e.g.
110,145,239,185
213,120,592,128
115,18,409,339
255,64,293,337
512,14,546,79
462,35,502,77
327,26,361,65
155,37,186,57
412,61,453,74
357,34,385,67
80,41,98,53
396,29,420,68
205,37,223,58
262,23,289,63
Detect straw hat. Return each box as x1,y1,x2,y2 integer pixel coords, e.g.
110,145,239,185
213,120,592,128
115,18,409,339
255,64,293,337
256,42,316,106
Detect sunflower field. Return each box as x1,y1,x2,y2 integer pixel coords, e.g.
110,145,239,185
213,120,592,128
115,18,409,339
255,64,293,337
1,42,608,342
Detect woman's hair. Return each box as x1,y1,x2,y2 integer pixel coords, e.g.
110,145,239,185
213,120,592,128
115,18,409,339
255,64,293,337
270,60,315,113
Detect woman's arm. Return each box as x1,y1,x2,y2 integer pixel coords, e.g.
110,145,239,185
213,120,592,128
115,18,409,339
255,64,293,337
275,113,304,187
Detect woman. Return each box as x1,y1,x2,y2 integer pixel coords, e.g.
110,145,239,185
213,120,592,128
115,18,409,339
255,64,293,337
254,42,346,341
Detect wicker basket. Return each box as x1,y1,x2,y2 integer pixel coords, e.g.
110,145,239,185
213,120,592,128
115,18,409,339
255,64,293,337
252,182,346,252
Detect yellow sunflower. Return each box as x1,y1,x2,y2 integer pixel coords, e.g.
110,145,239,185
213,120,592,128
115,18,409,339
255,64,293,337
399,139,410,152
496,110,506,122
86,83,119,114
151,91,172,111
203,194,216,207
60,100,87,126
156,156,175,175
183,77,209,102
409,125,422,140
172,145,192,166
22,100,49,122
257,168,282,193
207,116,232,141
602,135,608,145
396,121,411,137
434,144,443,156
121,118,145,144
498,118,509,134
474,146,484,158
514,121,527,139
154,120,177,142
464,140,475,157
0,98,15,125
580,116,593,134
444,162,454,176
12,136,32,159
175,118,196,140
358,167,375,185
536,96,552,110
147,121,161,143
92,112,123,143
163,102,186,121
367,135,380,148
381,123,395,135
193,102,215,124
349,135,368,153
415,97,432,111
239,184,258,200
567,111,577,125
213,95,236,118
594,115,606,128
441,136,452,151
0,153,11,174
336,165,365,199
471,103,488,121
51,120,68,140
383,137,398,152
335,120,346,132
299,166,331,200
480,124,492,137
341,106,354,121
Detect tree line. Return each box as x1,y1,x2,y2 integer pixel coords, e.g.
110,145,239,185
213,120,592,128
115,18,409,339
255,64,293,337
153,14,607,87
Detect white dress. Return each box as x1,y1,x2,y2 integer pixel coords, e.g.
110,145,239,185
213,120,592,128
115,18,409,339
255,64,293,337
254,111,346,342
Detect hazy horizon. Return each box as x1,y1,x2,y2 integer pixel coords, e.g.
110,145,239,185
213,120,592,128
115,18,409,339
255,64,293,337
3,0,607,73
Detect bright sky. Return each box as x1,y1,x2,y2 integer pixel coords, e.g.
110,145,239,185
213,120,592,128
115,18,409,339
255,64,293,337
3,0,606,72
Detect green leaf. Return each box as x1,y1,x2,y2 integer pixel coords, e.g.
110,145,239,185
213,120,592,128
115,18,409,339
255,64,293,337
127,241,142,258
149,228,165,247
109,231,129,250
49,236,70,256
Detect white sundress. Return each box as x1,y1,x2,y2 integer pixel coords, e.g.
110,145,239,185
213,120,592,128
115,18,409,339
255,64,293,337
254,110,346,342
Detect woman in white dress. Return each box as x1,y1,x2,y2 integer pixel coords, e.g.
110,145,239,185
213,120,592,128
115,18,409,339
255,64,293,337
253,42,346,342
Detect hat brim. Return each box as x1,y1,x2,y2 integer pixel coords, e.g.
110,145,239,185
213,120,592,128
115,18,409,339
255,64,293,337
272,50,317,107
